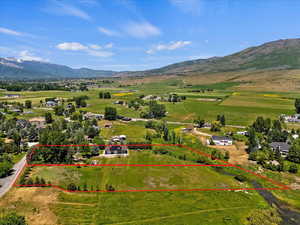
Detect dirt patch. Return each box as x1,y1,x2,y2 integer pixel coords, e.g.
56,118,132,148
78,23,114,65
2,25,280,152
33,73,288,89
290,176,300,190
209,142,250,165
182,113,196,121
197,98,220,102
0,187,58,225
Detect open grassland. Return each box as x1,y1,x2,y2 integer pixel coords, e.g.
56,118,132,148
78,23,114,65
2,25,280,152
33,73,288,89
0,186,269,225
220,94,294,110
21,144,278,225
1,79,298,126
31,150,243,191
100,121,154,141
164,98,293,125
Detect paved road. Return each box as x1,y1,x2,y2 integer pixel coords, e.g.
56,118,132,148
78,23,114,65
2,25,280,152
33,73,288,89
0,155,27,198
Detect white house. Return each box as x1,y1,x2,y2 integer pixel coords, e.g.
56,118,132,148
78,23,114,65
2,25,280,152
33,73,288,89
281,114,300,123
237,131,248,136
211,136,233,146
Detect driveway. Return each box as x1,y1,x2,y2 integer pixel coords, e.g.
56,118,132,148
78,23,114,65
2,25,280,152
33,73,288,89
0,155,27,198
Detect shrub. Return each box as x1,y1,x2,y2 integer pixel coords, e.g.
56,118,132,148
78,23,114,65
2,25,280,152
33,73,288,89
234,175,247,182
67,183,77,191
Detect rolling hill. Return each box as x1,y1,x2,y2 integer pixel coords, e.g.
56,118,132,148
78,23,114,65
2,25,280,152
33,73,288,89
0,57,116,80
1,38,300,80
125,38,300,77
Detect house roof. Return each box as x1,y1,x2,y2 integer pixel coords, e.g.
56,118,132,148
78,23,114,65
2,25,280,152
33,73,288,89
270,142,290,151
212,136,232,141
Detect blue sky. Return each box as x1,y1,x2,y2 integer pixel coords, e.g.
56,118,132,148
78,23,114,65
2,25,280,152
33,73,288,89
1,0,300,71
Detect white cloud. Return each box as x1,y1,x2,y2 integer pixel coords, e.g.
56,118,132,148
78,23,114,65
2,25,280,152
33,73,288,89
88,43,113,50
123,21,161,38
169,0,202,15
0,27,23,36
19,50,47,62
98,27,120,37
56,42,113,57
146,41,192,54
46,1,91,21
89,44,102,50
56,42,88,51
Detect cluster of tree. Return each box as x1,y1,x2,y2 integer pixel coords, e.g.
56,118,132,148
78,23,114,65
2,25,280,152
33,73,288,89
128,98,145,110
0,117,36,152
66,182,104,191
104,107,117,120
0,153,13,178
145,120,183,144
216,114,226,126
167,94,186,103
0,212,27,225
193,116,205,128
140,101,166,119
28,117,104,163
0,101,26,114
209,115,226,132
295,98,300,113
73,95,88,108
21,176,48,186
247,116,300,172
249,117,289,150
287,139,300,164
0,81,67,92
99,92,111,99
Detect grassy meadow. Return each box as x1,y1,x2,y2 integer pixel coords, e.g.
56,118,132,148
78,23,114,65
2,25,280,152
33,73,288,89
1,78,300,225
0,79,297,125
23,143,277,225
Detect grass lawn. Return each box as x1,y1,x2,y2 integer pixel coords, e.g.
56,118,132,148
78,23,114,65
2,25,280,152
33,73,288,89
165,98,293,125
27,145,272,225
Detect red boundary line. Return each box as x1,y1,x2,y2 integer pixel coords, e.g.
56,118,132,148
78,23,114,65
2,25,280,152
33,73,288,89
14,144,291,192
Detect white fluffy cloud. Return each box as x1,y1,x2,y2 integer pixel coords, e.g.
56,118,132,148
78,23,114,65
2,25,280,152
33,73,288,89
146,41,192,54
19,50,47,61
0,27,23,36
88,43,113,50
123,22,161,38
56,42,114,57
56,42,88,51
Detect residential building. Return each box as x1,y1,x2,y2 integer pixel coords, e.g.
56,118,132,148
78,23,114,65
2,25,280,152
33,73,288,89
211,136,233,146
270,142,291,157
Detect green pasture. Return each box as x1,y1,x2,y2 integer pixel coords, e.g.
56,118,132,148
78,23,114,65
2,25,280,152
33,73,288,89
52,190,269,225
30,144,272,225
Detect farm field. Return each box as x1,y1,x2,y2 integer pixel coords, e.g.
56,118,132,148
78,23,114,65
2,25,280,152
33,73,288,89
9,144,282,225
0,80,298,125
0,186,271,225
1,80,300,225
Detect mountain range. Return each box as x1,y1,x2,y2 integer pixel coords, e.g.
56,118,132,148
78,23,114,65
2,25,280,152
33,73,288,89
1,38,300,80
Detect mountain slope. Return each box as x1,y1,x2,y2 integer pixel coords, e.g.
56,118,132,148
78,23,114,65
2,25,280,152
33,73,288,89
2,38,300,80
128,38,300,76
0,57,116,80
